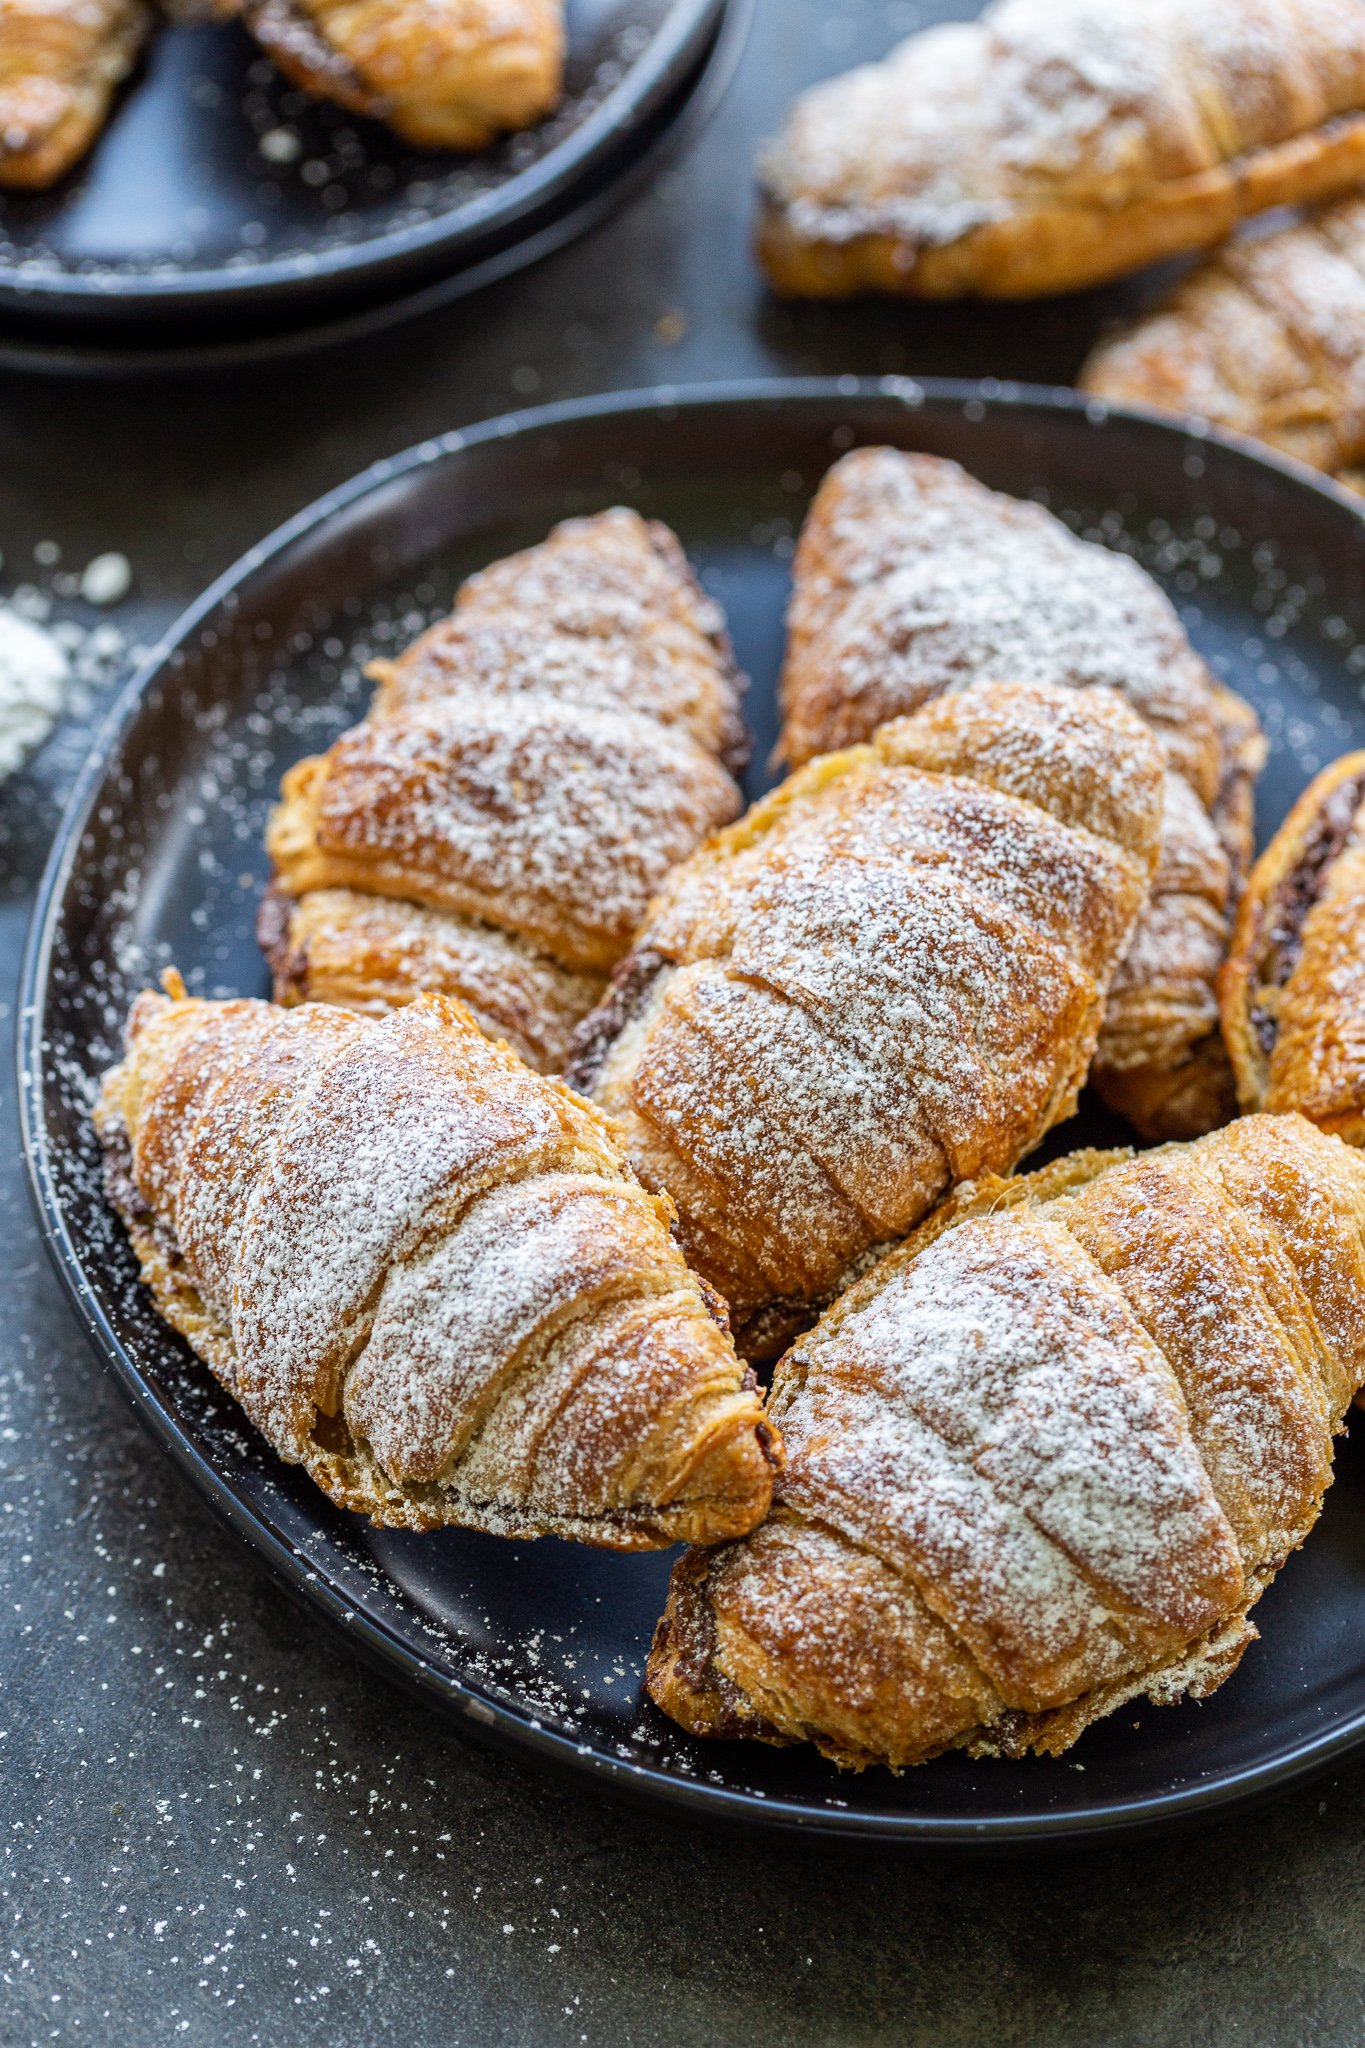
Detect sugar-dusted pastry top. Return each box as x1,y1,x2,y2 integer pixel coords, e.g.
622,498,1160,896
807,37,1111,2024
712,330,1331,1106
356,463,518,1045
0,0,151,187
259,887,603,1075
568,677,1165,1357
1222,751,1365,1143
757,0,1365,300
779,446,1266,1142
648,1114,1365,1768
95,983,779,1547
263,508,746,1065
1083,195,1365,489
241,0,563,150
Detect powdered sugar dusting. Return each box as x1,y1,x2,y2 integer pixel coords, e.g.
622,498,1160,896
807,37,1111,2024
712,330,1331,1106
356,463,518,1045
278,506,744,1020
1084,192,1365,481
100,986,767,1542
782,448,1221,794
761,0,1365,253
310,691,739,970
682,1114,1365,1762
598,681,1161,1333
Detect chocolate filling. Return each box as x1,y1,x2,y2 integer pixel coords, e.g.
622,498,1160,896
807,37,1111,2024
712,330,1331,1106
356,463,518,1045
255,882,303,996
561,947,666,1096
1252,772,1365,1055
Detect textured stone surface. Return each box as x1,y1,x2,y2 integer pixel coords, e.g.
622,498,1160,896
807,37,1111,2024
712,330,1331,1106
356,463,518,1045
5,3,1365,2043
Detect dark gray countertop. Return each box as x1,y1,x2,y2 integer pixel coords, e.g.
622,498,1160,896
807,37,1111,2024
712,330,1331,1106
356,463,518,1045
6,4,1365,2043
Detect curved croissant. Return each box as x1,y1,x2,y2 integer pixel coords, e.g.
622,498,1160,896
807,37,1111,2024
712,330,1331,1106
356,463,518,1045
756,0,1365,301
94,983,779,1547
262,508,745,1070
241,0,562,150
567,677,1165,1357
779,448,1266,1140
648,1114,1365,1768
1082,196,1365,490
1222,751,1365,1142
0,0,150,187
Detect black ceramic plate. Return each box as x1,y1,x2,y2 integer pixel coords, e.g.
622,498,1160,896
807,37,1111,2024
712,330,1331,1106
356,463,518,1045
0,0,744,376
22,380,1365,1849
0,0,722,336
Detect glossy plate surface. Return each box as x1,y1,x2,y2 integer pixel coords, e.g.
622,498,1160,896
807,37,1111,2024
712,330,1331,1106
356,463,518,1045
22,380,1365,1846
0,0,723,331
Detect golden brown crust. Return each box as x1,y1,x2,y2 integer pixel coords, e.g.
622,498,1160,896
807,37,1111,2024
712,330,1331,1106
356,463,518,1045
648,1114,1365,1767
257,884,604,1074
756,0,1365,301
1221,751,1365,1142
1082,194,1365,487
241,0,562,150
779,447,1264,1143
94,985,779,1547
569,677,1165,1354
780,447,1224,798
0,0,151,187
266,508,744,1045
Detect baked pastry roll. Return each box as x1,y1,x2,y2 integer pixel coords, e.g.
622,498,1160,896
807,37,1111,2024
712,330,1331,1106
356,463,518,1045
1222,752,1365,1141
648,1113,1365,1767
567,677,1166,1358
95,981,779,1546
1082,196,1365,488
242,0,562,150
756,0,1365,301
0,0,151,187
779,447,1266,1140
258,888,600,1075
262,508,745,1070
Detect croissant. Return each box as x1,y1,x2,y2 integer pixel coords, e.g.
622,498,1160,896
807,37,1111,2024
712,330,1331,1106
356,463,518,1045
262,508,745,1070
756,0,1365,301
94,982,779,1546
1082,196,1365,488
0,0,151,187
779,448,1266,1140
241,0,562,150
1221,752,1365,1142
648,1113,1365,1768
566,677,1165,1358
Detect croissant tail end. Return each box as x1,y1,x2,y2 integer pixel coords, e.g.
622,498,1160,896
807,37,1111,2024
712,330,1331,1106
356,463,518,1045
645,1547,753,1741
640,1408,784,1549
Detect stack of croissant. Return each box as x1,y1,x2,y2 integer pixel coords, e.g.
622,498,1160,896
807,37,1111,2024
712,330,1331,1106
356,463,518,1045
97,450,1365,1775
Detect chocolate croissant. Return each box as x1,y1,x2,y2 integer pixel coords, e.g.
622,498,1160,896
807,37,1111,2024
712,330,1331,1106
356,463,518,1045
1082,195,1365,489
566,677,1166,1358
1221,752,1365,1142
648,1113,1365,1768
756,0,1365,301
95,982,779,1547
779,448,1266,1141
241,0,562,150
0,0,151,187
262,508,745,1071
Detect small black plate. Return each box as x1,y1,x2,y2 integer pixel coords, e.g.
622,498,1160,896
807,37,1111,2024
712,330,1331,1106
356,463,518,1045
0,0,745,375
0,0,722,336
21,380,1365,1848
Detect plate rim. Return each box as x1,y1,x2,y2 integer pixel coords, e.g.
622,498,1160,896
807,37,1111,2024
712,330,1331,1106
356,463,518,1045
22,375,1365,1849
0,0,726,319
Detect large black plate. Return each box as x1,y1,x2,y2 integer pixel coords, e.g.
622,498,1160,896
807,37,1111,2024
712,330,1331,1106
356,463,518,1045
0,0,722,336
22,380,1365,1848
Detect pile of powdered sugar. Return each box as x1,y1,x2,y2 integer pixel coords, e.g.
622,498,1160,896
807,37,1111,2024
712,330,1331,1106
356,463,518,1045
0,551,133,782
0,604,70,781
